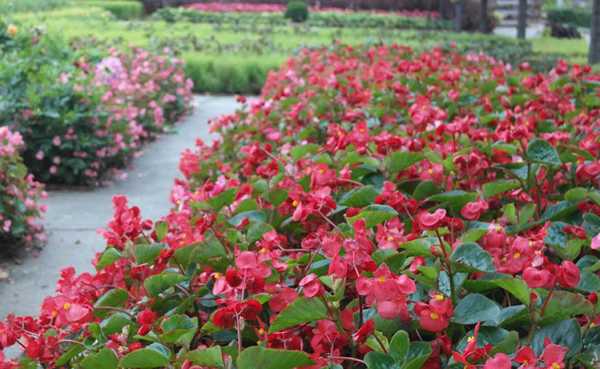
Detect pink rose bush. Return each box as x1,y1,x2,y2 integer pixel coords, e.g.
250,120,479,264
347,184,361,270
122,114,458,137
0,127,45,248
0,31,193,185
1,45,600,369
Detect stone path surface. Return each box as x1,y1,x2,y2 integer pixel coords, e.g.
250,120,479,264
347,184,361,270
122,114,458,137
0,95,238,319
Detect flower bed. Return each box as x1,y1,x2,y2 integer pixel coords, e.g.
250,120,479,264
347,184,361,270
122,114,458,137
1,45,600,369
0,28,193,185
186,2,439,17
0,127,46,248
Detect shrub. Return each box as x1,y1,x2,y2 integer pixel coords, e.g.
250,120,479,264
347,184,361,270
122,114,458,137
83,1,144,19
0,29,193,185
1,44,599,369
154,7,451,30
547,7,592,28
285,0,309,22
0,127,46,248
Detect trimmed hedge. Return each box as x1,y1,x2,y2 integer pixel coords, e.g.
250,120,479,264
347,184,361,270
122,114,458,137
80,0,143,19
152,7,452,30
547,7,592,28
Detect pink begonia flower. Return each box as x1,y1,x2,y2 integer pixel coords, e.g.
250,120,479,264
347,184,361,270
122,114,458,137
592,233,600,250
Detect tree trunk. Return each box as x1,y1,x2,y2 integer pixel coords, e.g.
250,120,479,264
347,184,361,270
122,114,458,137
479,0,488,33
590,0,600,64
517,0,527,39
439,0,453,20
454,0,464,32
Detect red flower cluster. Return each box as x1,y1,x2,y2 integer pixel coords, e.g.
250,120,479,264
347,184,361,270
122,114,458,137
1,45,600,369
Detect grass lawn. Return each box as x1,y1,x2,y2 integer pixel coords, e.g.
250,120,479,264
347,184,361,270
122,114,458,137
531,36,589,64
10,6,593,93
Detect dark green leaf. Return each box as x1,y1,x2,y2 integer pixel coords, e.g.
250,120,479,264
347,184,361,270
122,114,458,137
237,347,313,369
385,151,424,174
186,346,224,368
453,293,501,325
450,242,495,273
81,348,118,369
119,343,171,368
339,185,379,207
526,139,561,166
482,179,521,199
269,297,327,333
94,288,128,318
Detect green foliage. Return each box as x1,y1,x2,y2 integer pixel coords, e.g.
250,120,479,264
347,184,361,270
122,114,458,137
547,7,592,28
284,1,309,23
80,1,143,19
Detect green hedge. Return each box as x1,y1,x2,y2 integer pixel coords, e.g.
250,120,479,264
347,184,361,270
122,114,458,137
181,34,569,94
80,0,143,19
547,7,591,28
153,7,452,30
184,53,280,94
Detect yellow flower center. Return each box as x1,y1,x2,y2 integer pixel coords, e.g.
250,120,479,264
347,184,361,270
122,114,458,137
63,303,71,311
378,276,386,283
434,294,444,301
258,328,265,335
429,312,439,320
292,200,299,207
467,336,475,343
214,273,222,279
513,252,521,259
552,363,561,369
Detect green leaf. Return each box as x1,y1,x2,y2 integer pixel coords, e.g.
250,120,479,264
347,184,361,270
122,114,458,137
81,348,118,369
155,221,168,241
364,352,397,369
96,248,121,270
348,204,398,228
247,221,274,244
143,271,187,297
237,347,313,369
207,188,237,210
339,185,379,207
385,151,424,174
532,319,581,357
228,210,267,227
269,297,328,333
577,270,600,293
160,314,198,347
119,343,171,368
404,342,432,369
482,179,521,199
492,278,530,305
565,187,589,202
450,242,495,273
389,330,409,363
290,144,320,160
539,290,594,325
94,288,128,318
412,181,441,200
100,312,133,335
135,243,165,264
427,191,477,213
527,139,561,166
453,293,501,325
55,344,85,367
186,346,224,368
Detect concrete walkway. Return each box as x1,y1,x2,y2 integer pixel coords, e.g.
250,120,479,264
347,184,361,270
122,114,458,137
0,95,238,319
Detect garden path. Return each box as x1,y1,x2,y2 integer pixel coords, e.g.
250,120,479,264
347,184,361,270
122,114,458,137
0,95,239,319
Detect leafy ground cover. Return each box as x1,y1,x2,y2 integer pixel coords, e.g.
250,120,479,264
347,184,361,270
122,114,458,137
1,44,599,369
11,6,565,94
